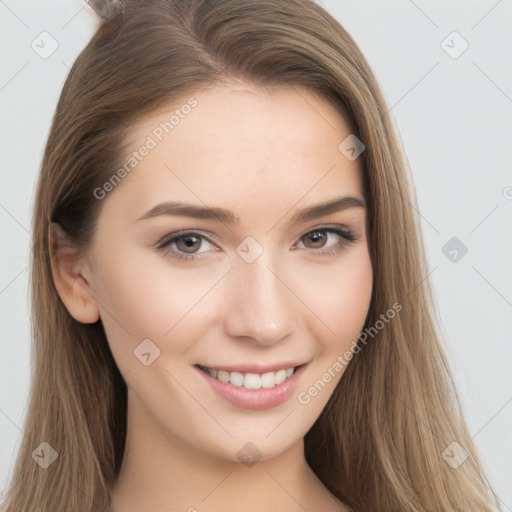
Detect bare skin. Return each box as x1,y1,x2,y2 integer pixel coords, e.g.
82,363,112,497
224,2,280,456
50,82,370,511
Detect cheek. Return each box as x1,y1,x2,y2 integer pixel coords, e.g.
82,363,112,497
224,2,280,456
292,252,372,412
90,252,225,367
297,250,373,351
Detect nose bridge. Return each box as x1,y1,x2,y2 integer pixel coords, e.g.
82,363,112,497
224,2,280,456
223,251,297,345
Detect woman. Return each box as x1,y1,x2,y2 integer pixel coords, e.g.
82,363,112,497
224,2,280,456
1,0,501,510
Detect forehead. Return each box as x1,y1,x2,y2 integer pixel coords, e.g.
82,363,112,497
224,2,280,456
103,84,364,224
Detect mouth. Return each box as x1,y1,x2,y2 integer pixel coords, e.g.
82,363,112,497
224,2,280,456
194,362,308,410
195,364,299,390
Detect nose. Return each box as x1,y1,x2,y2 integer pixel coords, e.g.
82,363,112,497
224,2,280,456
223,256,297,346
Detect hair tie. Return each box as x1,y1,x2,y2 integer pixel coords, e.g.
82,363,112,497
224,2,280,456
86,0,123,20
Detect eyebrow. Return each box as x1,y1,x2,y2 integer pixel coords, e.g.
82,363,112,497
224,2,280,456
135,195,366,225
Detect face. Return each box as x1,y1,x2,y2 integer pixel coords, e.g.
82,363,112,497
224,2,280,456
82,84,372,462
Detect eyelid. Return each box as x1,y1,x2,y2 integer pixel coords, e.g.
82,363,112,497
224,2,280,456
155,229,220,248
300,222,356,237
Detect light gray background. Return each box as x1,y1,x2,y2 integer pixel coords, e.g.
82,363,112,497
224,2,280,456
1,0,511,508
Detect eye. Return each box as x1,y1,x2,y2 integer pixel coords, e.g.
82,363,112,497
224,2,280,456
295,227,357,254
155,226,358,261
155,231,217,259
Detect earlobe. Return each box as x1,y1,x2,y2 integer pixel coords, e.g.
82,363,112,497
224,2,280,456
48,222,100,324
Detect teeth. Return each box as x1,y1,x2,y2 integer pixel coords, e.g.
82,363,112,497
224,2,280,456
199,365,297,389
244,373,261,389
230,372,244,387
217,370,229,383
261,372,275,388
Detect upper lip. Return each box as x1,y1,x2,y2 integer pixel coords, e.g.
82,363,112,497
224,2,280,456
195,361,308,373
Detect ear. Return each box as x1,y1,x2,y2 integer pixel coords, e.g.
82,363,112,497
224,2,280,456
48,222,100,324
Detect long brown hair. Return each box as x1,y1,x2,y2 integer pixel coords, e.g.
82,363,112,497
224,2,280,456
1,0,500,510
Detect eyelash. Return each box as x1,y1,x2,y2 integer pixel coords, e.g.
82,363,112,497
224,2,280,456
155,226,358,261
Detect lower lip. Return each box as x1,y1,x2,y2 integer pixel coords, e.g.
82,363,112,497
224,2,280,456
195,365,307,410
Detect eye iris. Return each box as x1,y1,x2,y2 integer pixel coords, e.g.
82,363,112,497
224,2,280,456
176,235,201,253
303,230,327,248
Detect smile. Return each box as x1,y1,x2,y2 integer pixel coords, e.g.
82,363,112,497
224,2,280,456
197,364,296,389
194,362,308,410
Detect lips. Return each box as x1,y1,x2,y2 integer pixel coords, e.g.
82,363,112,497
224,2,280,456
194,362,308,410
